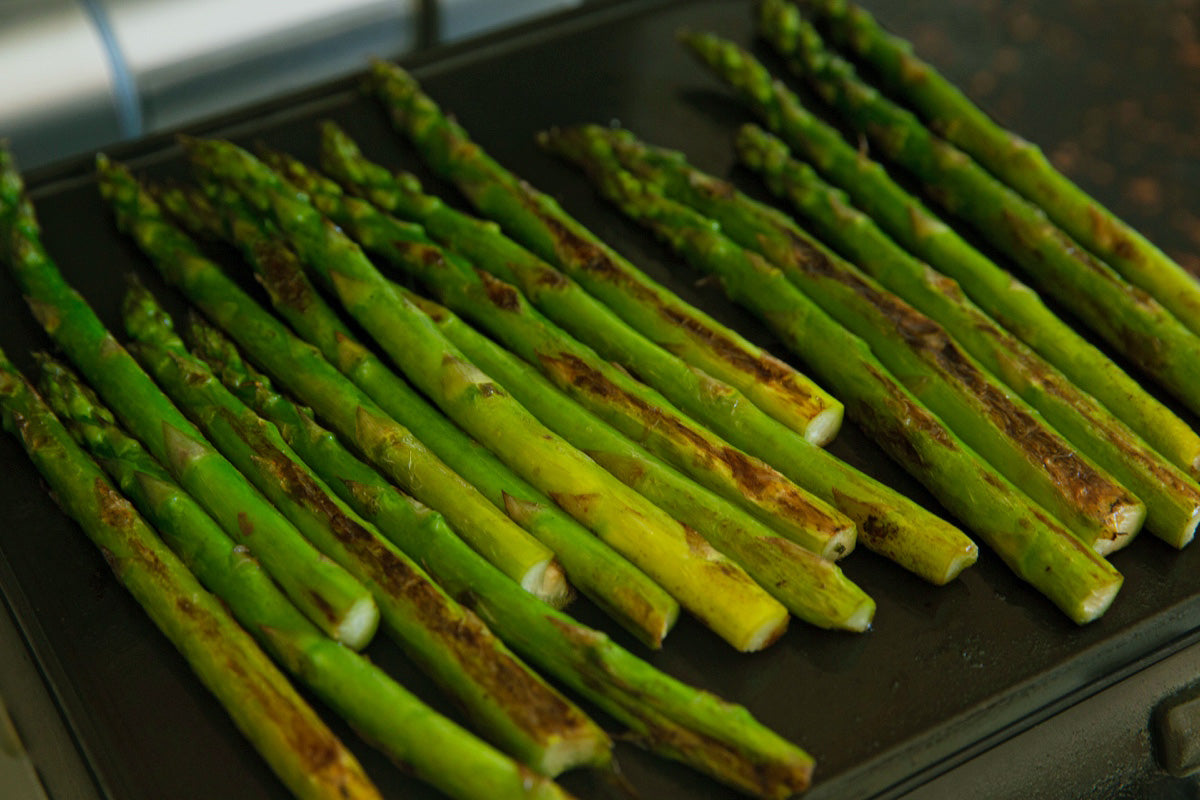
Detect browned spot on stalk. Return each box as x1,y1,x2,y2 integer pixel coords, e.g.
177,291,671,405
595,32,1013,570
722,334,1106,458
237,511,255,538
476,269,521,311
95,478,137,529
254,240,312,312
539,352,838,530
236,417,586,739
783,229,1130,519
1088,205,1137,260
532,265,570,289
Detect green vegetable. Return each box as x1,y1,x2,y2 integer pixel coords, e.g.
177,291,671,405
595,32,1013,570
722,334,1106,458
39,355,578,799
0,349,381,800
0,146,377,649
733,123,1200,549
369,60,841,447
185,135,790,653
801,0,1200,336
96,157,569,609
758,0,1200,418
547,124,1145,556
121,283,610,777
542,136,1122,624
189,316,817,800
678,29,1200,478
157,180,678,648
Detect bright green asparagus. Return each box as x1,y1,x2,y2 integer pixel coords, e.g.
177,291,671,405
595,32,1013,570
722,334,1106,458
186,136,790,653
0,350,381,800
157,182,679,648
799,0,1200,335
264,146,855,562
759,0,1200,418
96,159,569,610
733,123,1200,548
369,60,841,447
679,29,1200,478
547,142,1122,624
395,286,877,630
38,355,578,800
121,283,609,776
187,316,817,800
171,179,873,633
0,147,376,649
316,123,972,586
546,124,1145,555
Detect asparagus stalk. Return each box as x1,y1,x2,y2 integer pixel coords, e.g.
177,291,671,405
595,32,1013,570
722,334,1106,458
157,184,679,649
264,147,855,563
548,125,1145,556
368,61,840,448
542,139,1122,623
0,350,381,800
800,0,1200,334
38,356,577,800
733,124,1200,548
316,127,971,587
120,284,609,776
678,30,1200,478
186,136,790,653
174,184,873,635
184,326,816,799
96,160,569,610
393,285,877,629
758,0,1200,418
0,148,376,649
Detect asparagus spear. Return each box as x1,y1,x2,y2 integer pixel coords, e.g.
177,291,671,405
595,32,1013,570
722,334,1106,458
0,350,381,800
120,284,609,776
679,30,1200,478
157,184,679,649
184,325,816,799
393,285,877,629
186,136,790,653
173,184,874,635
542,138,1122,623
758,0,1200,418
547,125,1145,556
0,148,376,649
368,61,840,448
96,160,570,610
733,123,1200,548
264,147,855,563
799,0,1200,334
38,356,577,800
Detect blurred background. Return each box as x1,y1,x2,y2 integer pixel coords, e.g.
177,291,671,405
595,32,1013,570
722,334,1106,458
0,0,585,170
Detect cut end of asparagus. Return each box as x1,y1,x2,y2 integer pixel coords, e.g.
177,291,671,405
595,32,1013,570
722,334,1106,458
1073,580,1124,626
820,522,857,561
738,610,790,654
521,558,575,610
804,403,843,447
537,730,614,778
1092,502,1147,557
842,596,876,634
331,592,382,652
931,546,981,587
1168,509,1200,550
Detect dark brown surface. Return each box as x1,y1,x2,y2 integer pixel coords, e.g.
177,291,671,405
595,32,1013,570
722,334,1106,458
1,1,1198,798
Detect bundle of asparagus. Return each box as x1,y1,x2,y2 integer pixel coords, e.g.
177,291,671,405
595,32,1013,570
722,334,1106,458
798,0,1200,335
119,281,610,775
37,356,577,800
680,27,1200,478
152,181,683,647
539,126,1122,625
366,64,979,587
542,124,1144,557
0,350,382,800
758,0,1200,419
181,135,791,653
